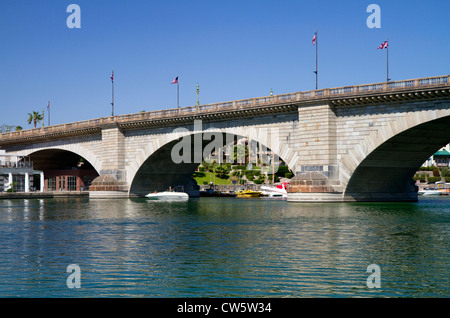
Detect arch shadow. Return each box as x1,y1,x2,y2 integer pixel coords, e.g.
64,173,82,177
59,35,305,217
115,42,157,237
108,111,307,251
344,116,450,201
27,148,100,191
128,131,292,198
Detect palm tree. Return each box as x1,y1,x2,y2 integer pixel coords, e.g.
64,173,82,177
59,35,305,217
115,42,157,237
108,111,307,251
27,111,43,128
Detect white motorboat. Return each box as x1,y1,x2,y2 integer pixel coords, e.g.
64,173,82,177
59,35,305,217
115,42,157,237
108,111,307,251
418,188,442,196
145,191,189,201
260,183,288,198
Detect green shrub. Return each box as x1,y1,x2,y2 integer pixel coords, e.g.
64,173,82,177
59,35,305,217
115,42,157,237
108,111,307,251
275,166,289,177
440,168,450,177
244,170,255,180
231,171,241,177
193,172,205,178
215,165,230,179
427,176,442,183
419,166,435,171
285,172,294,179
413,176,425,182
254,175,266,184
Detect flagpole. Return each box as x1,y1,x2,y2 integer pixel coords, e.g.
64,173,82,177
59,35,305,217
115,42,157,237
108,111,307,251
111,70,114,116
171,76,179,107
386,37,390,82
48,101,50,126
112,80,114,116
315,27,318,90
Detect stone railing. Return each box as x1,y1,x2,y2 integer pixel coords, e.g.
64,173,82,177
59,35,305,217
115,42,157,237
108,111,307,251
1,75,448,141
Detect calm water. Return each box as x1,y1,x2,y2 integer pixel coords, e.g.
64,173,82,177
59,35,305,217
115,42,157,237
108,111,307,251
0,196,448,298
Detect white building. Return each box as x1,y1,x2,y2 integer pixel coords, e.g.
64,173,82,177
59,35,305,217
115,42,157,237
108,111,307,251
0,150,44,192
423,144,450,168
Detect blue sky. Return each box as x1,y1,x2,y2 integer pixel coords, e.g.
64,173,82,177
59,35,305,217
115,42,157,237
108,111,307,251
1,0,449,128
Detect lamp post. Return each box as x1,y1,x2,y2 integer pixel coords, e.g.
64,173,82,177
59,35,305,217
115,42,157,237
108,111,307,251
196,83,200,106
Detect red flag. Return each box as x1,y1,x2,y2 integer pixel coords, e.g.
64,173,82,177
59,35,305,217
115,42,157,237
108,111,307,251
171,76,179,84
312,33,317,46
111,70,114,82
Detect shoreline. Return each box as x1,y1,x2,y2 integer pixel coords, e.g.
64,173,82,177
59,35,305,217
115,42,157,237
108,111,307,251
0,191,89,199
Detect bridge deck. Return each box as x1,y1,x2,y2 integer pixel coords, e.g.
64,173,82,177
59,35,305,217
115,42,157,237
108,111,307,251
1,75,449,146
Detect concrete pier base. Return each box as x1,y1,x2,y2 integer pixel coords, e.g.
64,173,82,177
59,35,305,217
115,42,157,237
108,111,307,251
287,192,344,202
287,171,344,202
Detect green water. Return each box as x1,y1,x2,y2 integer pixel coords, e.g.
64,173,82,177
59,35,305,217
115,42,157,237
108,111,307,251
0,196,448,297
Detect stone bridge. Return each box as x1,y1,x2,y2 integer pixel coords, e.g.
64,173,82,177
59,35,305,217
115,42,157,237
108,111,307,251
0,75,449,202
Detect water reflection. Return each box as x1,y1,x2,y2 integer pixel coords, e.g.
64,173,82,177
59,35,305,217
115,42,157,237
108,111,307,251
0,197,448,297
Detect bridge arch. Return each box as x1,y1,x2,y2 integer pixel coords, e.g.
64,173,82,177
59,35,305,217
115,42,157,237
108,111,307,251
342,112,450,201
127,127,296,197
16,145,103,174
10,145,102,192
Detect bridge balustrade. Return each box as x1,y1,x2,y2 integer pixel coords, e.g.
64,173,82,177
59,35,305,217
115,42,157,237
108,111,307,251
330,87,356,95
420,77,448,86
1,75,448,141
236,100,253,107
278,93,297,101
387,80,415,89
199,105,215,112
217,102,234,109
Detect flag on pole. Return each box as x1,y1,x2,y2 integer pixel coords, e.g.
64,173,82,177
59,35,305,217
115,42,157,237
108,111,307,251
171,76,180,108
378,39,390,82
110,70,115,116
377,41,388,49
313,28,318,90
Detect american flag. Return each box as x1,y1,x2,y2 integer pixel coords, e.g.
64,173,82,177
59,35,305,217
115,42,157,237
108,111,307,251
312,33,317,46
171,76,179,84
378,41,388,49
111,70,114,82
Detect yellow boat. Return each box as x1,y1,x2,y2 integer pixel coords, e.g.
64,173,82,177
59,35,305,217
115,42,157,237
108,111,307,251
236,190,262,198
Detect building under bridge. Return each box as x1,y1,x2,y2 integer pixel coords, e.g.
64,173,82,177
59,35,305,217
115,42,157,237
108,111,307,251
0,150,43,192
